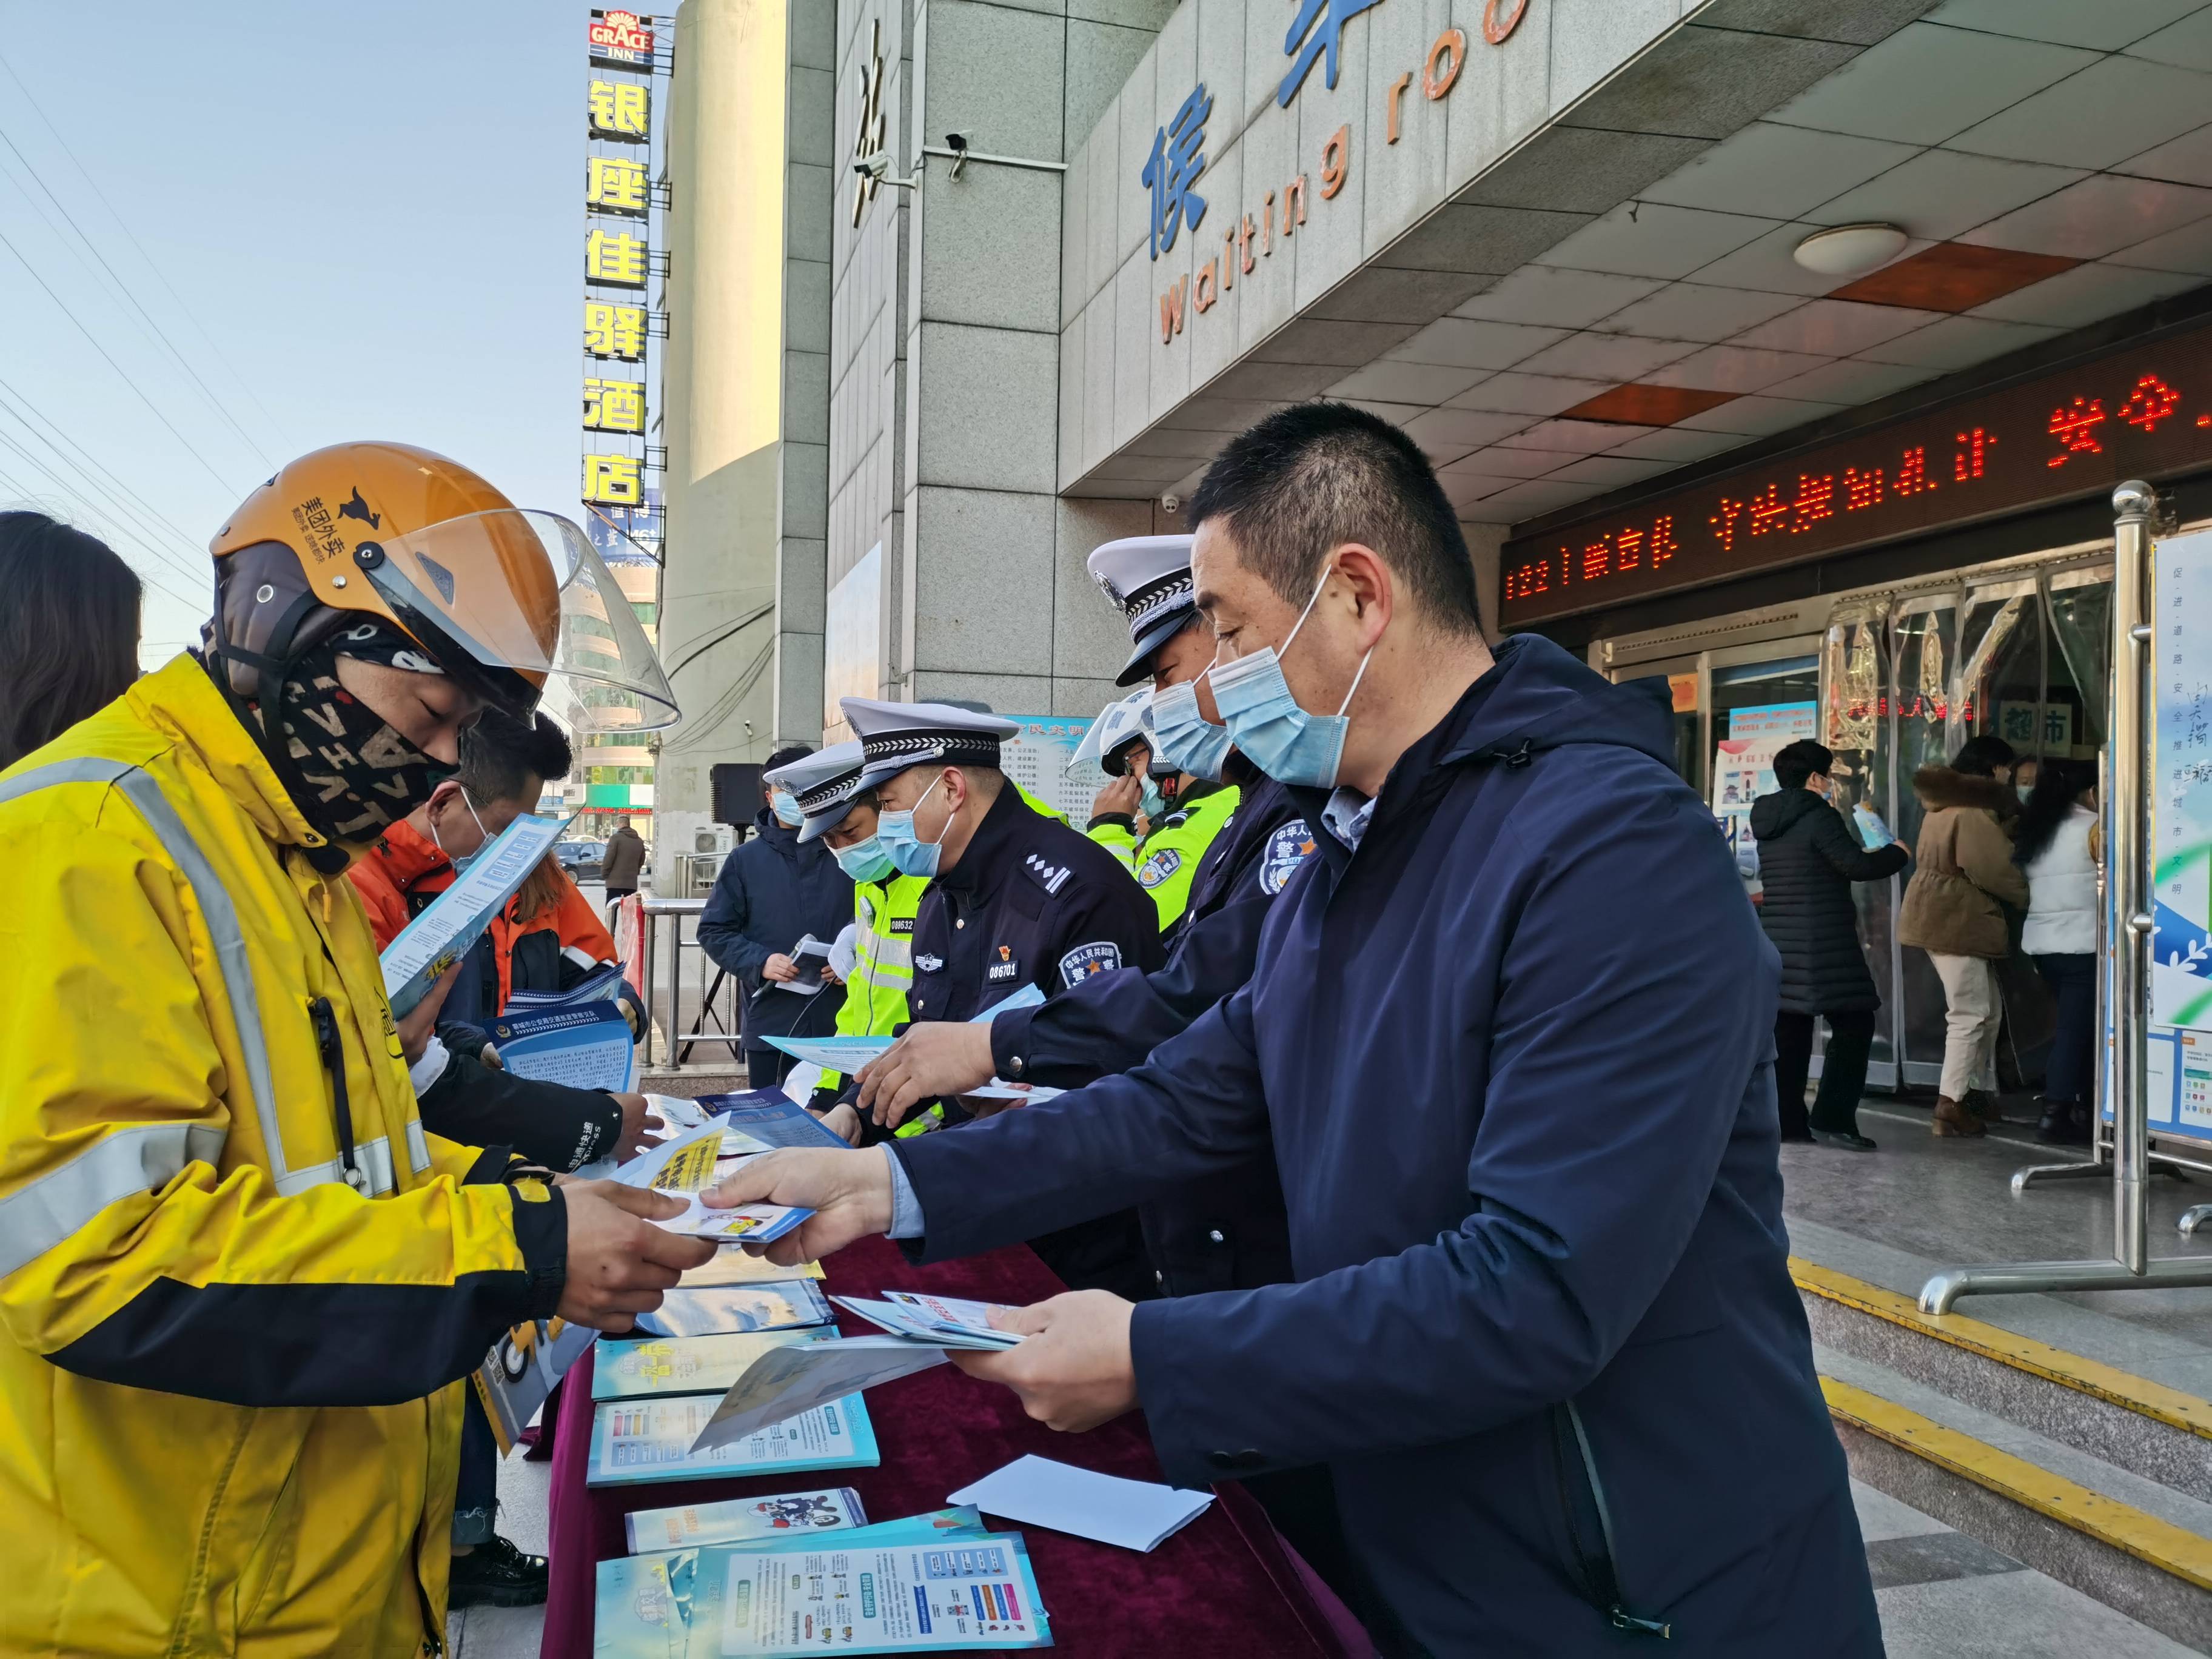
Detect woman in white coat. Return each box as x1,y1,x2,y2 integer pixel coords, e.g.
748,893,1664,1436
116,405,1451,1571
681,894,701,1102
2017,757,2100,1144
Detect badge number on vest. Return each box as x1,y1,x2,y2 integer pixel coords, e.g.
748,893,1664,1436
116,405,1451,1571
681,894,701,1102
987,943,1021,983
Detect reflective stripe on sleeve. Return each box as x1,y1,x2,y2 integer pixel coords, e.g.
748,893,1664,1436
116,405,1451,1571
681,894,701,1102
0,1122,228,1279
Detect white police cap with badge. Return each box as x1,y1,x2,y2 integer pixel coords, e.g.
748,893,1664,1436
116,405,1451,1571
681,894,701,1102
765,740,868,845
1087,534,1196,688
842,697,1021,791
1067,688,1152,779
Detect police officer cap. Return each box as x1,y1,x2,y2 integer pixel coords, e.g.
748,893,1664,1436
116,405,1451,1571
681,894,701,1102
765,740,868,844
1068,688,1152,779
1087,534,1196,688
842,697,1020,790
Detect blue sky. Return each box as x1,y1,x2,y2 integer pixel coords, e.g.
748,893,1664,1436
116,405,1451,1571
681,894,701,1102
0,2,587,663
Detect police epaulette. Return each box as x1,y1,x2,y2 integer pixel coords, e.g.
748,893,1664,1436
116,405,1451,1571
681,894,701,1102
1021,850,1074,896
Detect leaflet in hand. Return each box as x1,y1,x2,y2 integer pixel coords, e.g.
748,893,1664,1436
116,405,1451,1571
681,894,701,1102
586,1392,879,1487
632,1278,834,1339
697,1090,857,1150
592,1329,838,1401
961,1080,1065,1103
762,1032,893,1071
677,1249,825,1286
655,1192,813,1247
621,1485,870,1555
471,1315,597,1456
379,811,565,1018
489,1002,636,1093
689,1530,1051,1654
615,1114,731,1193
1854,801,1899,851
831,1292,1023,1350
688,1336,956,1455
503,959,626,1011
595,1508,994,1654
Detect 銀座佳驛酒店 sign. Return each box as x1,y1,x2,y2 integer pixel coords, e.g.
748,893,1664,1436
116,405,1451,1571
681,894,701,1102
1498,325,2212,628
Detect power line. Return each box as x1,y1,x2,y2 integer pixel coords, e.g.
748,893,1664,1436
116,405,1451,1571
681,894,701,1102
0,372,213,568
0,449,207,615
0,216,238,492
0,49,285,454
0,124,272,469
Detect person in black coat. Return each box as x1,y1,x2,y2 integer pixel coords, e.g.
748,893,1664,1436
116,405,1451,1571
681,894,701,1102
698,745,856,1088
1751,738,1909,1148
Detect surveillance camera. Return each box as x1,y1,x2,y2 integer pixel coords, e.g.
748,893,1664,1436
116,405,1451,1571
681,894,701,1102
944,133,968,152
1161,493,1182,514
854,151,891,180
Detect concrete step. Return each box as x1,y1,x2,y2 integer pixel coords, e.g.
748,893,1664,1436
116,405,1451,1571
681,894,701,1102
1800,1261,2212,1651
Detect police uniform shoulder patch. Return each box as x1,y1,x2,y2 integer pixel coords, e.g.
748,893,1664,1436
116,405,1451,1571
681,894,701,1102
1021,850,1073,896
1259,819,1318,895
1137,847,1183,890
1058,942,1122,987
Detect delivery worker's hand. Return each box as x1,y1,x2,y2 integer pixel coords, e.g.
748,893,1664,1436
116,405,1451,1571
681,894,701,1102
856,1021,996,1127
700,1147,891,1267
555,1181,717,1330
395,963,463,1065
612,1093,665,1160
951,1290,1138,1432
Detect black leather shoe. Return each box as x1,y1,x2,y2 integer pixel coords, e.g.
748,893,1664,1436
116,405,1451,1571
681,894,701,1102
1810,1128,1877,1151
2037,1100,2093,1146
448,1533,549,1609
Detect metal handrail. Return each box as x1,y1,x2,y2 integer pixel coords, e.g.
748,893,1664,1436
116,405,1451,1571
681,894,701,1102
636,896,743,1071
1920,482,2212,1313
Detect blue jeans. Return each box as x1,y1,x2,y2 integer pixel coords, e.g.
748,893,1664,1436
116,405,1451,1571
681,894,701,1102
453,1384,496,1547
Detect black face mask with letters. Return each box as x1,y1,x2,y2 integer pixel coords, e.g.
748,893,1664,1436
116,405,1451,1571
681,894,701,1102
270,632,455,845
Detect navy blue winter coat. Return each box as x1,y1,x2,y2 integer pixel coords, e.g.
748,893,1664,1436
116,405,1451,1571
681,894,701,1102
697,813,854,1053
894,634,1881,1655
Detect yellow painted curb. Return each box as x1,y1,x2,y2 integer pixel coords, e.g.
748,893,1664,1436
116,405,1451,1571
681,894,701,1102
1822,1376,2212,1592
1792,1257,2212,1442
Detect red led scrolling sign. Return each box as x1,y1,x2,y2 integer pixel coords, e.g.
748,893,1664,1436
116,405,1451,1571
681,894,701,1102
1498,324,2212,627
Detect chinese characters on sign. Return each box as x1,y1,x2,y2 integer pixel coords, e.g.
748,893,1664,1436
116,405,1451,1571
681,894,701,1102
1499,340,2212,626
588,78,650,142
587,155,649,216
583,378,647,435
1142,84,1210,260
583,454,643,505
850,18,888,227
1280,0,1386,106
584,301,647,361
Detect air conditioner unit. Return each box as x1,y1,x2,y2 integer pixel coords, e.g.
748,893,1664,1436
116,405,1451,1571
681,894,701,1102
694,825,734,855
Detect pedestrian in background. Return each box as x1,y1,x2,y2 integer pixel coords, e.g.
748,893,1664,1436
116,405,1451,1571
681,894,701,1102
2017,756,2100,1145
0,511,142,772
1901,736,2026,1137
1751,739,1909,1149
699,747,855,1090
600,814,648,919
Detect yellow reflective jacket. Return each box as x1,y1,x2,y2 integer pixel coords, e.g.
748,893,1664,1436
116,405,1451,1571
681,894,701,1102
0,656,561,1658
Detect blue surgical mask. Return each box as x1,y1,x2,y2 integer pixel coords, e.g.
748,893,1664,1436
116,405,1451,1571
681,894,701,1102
876,779,947,878
770,789,804,828
1148,677,1232,782
1139,773,1167,819
427,787,492,876
833,834,896,883
1210,565,1375,789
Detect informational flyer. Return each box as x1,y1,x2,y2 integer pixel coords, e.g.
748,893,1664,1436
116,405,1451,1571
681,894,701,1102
592,1329,838,1401
491,1002,636,1093
585,1394,879,1487
630,1279,835,1339
471,1315,596,1456
622,1486,870,1555
1000,712,1101,824
380,811,565,1017
2154,525,2212,1036
1711,702,1820,886
692,1532,1051,1654
614,1115,731,1193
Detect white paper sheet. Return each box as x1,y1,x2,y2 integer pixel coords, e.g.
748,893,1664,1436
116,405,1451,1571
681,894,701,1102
946,1455,1213,1552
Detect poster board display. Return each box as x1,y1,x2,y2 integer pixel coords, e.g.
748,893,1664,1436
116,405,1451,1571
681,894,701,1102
2143,526,2212,1145
1711,702,1820,888
998,713,1102,824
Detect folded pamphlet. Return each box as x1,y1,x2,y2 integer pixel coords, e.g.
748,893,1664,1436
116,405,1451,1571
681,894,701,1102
471,1315,596,1457
489,1001,636,1093
595,1508,996,1654
686,1336,954,1455
697,1090,862,1150
503,958,625,1011
947,1454,1213,1553
653,1192,813,1246
831,1292,1022,1350
380,812,565,1018
615,1114,732,1193
676,1250,825,1287
592,1329,838,1401
631,1278,834,1339
1854,801,1898,851
620,1485,870,1557
586,1392,879,1487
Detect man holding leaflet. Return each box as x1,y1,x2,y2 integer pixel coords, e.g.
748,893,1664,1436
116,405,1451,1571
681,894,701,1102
708,404,1880,1655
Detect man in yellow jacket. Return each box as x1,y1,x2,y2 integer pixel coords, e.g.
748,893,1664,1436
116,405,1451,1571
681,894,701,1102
0,442,711,1657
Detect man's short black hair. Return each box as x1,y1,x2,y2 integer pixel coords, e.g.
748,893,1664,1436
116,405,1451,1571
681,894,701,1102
1772,739,1834,791
765,744,815,774
1187,401,1483,635
458,711,574,807
1952,734,2017,777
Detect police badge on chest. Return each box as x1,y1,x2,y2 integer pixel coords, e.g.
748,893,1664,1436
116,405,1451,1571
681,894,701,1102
986,943,1021,984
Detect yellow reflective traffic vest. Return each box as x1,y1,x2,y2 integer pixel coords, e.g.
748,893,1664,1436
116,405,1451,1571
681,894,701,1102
816,871,928,1093
0,656,550,1658
1130,784,1241,929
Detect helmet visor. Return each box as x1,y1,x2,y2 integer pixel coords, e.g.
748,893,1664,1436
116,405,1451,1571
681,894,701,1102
360,508,679,733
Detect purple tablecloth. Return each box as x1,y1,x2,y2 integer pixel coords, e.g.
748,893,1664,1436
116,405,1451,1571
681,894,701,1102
538,1235,1369,1658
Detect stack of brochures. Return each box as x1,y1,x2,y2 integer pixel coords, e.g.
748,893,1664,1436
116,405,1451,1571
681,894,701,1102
595,1507,1051,1657
592,1329,839,1403
631,1277,834,1341
586,1391,879,1487
504,959,626,1010
622,1486,871,1556
831,1291,1023,1351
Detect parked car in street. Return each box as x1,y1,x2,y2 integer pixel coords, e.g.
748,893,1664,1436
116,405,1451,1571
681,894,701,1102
555,839,606,882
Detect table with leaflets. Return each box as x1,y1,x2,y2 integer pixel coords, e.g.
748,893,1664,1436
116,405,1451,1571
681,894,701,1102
538,1233,1365,1658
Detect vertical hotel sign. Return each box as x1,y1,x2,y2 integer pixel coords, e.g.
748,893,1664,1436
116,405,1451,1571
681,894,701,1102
581,10,668,818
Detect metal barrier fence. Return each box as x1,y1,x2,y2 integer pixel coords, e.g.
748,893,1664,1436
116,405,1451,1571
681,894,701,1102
635,896,744,1073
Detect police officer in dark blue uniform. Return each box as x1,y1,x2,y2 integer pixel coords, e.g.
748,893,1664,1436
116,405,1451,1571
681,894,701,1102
839,695,1164,1300
859,535,1318,1298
